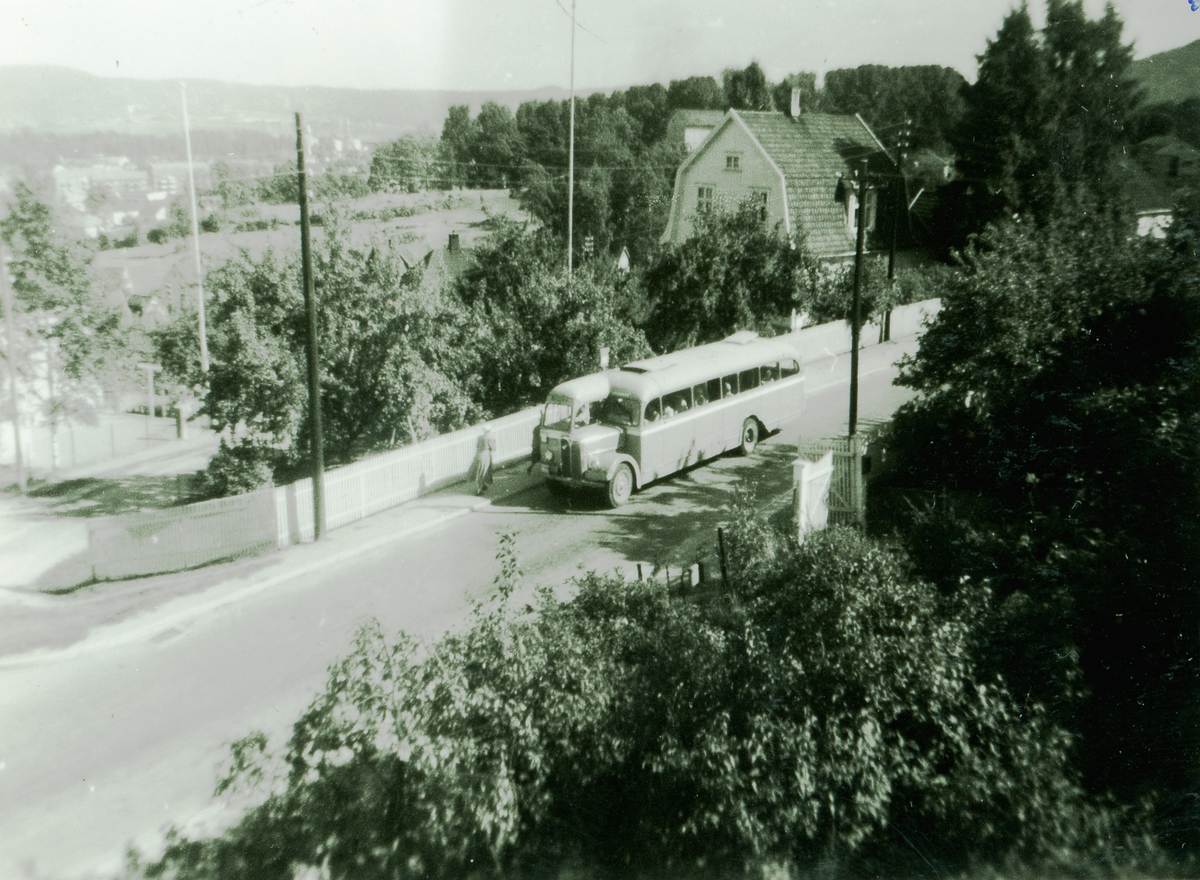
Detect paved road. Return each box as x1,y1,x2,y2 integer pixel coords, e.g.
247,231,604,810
0,336,918,880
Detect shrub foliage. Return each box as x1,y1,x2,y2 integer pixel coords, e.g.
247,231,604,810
131,525,1155,879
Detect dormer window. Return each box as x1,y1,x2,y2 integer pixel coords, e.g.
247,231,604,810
725,153,741,172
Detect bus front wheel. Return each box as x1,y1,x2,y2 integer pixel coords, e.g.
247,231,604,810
739,418,760,455
606,463,634,508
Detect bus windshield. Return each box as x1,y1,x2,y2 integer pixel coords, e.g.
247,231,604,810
542,394,574,432
592,392,641,428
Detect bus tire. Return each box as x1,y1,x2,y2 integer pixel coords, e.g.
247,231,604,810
739,418,760,455
606,463,634,508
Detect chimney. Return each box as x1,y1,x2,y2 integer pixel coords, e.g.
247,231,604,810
448,232,460,252
790,87,801,119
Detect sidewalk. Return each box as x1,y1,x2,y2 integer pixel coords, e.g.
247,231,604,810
0,425,221,591
0,459,544,663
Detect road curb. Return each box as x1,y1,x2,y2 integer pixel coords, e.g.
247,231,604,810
0,466,543,669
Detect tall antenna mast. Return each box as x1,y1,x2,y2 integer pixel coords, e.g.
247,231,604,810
567,0,576,280
181,83,209,373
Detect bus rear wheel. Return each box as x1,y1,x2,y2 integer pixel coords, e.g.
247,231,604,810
606,463,634,508
739,418,760,455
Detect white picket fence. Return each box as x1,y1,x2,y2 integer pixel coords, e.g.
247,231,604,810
274,407,541,545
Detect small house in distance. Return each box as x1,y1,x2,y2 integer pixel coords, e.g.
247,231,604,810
661,98,898,262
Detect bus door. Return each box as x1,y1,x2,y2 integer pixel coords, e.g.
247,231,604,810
639,396,665,481
720,372,742,449
757,360,785,430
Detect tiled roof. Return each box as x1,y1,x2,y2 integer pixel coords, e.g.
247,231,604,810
735,111,890,257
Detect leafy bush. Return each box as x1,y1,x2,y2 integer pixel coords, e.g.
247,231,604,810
643,206,817,350
881,205,1200,852
131,524,1159,879
190,439,276,499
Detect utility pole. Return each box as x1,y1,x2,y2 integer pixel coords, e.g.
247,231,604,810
296,113,327,540
1,251,24,491
567,0,576,280
885,119,911,343
181,83,209,373
849,158,869,437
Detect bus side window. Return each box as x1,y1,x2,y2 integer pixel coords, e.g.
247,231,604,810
722,374,738,397
644,398,662,422
707,378,721,403
693,382,709,407
664,388,691,417
739,367,760,391
781,358,800,378
761,362,780,383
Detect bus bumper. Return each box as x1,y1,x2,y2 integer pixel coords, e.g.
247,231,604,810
539,464,609,490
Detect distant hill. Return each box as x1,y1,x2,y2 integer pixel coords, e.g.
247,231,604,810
0,66,590,143
1131,39,1200,105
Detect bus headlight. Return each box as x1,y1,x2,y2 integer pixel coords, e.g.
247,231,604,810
542,448,553,462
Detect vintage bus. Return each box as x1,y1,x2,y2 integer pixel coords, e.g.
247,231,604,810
533,331,806,506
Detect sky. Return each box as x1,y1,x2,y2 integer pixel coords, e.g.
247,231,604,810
2,0,1198,93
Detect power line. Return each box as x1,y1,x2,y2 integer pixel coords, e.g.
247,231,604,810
552,0,606,43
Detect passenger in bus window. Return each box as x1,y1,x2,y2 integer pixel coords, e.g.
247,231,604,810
693,383,709,407
645,398,662,422
723,375,737,397
762,362,780,382
664,389,691,416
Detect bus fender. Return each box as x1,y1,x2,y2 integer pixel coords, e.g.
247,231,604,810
605,455,642,488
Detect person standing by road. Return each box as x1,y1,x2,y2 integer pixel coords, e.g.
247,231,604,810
472,424,497,495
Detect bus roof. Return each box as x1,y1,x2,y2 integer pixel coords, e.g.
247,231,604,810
549,332,802,403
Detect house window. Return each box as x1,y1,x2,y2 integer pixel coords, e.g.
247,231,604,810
725,153,741,172
697,186,714,214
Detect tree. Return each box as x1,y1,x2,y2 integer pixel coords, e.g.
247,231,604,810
884,206,1200,852
208,162,256,209
452,219,651,414
368,136,437,193
514,98,674,265
471,102,524,189
947,1,1138,242
158,214,480,494
438,104,477,189
822,64,966,150
721,61,774,111
667,75,724,111
611,82,671,147
643,206,816,351
0,183,129,448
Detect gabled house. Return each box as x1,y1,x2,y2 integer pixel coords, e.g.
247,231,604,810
661,104,897,261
